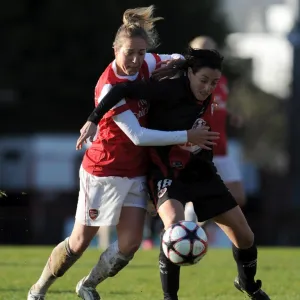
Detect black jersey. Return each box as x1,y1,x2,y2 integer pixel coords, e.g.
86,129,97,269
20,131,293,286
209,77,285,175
146,78,213,177
147,77,209,131
89,76,211,128
89,75,213,175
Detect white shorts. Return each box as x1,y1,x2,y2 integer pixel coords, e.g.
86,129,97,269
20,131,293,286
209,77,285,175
75,166,148,227
213,155,242,183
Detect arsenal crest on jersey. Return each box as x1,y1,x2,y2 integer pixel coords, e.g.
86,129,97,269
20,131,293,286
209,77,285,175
158,187,168,198
89,209,99,220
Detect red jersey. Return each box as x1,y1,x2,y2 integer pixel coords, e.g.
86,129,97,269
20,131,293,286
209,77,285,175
203,75,229,155
82,53,168,177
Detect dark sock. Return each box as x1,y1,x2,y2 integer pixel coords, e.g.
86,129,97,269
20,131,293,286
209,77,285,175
232,243,258,289
159,230,180,300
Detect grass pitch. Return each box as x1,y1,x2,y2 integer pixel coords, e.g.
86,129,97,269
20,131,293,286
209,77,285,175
0,246,299,300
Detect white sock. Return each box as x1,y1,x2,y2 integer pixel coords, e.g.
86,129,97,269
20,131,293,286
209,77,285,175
32,238,80,295
83,241,133,288
184,203,198,222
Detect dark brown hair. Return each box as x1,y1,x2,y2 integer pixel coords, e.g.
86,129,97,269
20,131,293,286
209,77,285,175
183,48,224,73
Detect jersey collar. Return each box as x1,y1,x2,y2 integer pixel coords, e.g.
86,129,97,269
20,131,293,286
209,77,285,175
112,60,139,81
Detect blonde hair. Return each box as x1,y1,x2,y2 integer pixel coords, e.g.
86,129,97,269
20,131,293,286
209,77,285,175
189,36,217,50
113,5,163,50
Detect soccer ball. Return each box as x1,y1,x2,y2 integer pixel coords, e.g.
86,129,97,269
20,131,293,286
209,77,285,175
162,221,208,266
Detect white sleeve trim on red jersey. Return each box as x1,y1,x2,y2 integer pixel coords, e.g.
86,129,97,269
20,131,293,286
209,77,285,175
145,53,185,75
111,60,139,81
112,110,187,146
97,83,126,109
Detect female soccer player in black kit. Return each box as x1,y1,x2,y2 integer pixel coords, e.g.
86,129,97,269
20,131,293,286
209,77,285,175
77,49,270,300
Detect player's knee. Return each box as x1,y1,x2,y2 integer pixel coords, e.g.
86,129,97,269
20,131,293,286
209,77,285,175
68,222,99,254
158,199,185,229
118,237,141,256
68,234,90,255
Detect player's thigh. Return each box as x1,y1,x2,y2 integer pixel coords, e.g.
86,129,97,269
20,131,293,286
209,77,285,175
117,206,146,254
225,181,246,207
158,199,185,229
213,205,254,248
153,178,187,228
117,176,148,254
76,166,131,227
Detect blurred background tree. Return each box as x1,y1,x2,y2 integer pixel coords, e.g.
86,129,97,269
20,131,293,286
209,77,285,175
223,57,288,174
0,0,229,133
0,0,289,173
1,0,299,246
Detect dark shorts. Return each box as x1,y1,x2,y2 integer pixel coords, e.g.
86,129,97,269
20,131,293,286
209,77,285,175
148,159,238,222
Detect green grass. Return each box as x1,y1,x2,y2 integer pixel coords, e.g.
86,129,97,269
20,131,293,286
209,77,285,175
0,247,299,299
